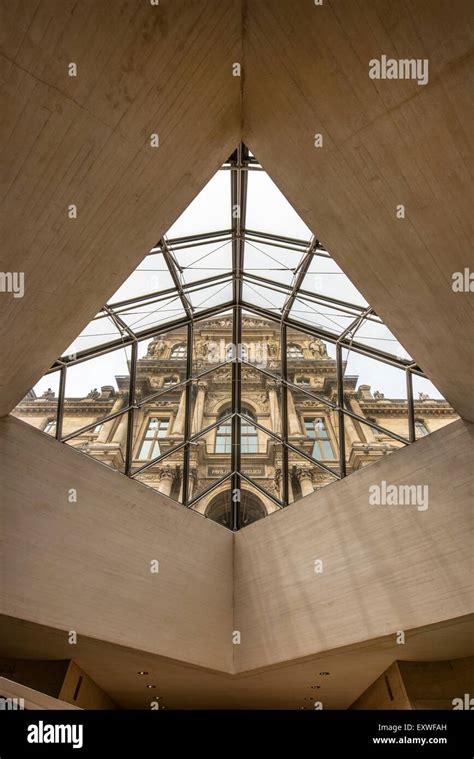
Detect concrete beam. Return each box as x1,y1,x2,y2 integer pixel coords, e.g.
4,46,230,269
243,0,474,420
0,0,241,415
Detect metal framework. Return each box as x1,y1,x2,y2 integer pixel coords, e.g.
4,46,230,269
41,143,436,530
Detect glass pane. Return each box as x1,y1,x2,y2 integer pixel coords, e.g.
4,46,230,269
116,295,186,334
286,326,337,370
243,240,304,287
63,346,131,437
189,481,233,527
288,450,339,504
246,170,312,240
290,295,356,335
343,414,406,471
241,431,283,502
192,312,233,372
240,365,283,437
240,481,277,524
242,310,281,375
189,429,232,502
350,316,412,361
342,348,410,441
64,410,128,473
11,371,61,436
190,364,232,438
108,252,174,304
287,393,340,467
61,313,125,359
187,281,233,312
174,241,232,286
303,254,368,308
133,448,185,504
132,407,177,472
136,327,188,403
242,281,287,313
166,170,231,238
411,374,458,437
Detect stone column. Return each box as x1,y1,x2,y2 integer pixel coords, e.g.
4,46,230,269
287,389,301,436
171,388,187,435
96,396,124,443
349,397,376,442
112,408,129,448
267,382,281,434
191,381,207,435
157,465,175,496
295,466,314,497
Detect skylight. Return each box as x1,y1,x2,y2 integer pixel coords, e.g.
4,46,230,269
12,145,457,530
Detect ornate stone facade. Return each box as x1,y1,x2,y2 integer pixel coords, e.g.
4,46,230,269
13,317,458,528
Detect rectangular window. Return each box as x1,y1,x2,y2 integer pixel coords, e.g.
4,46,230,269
241,418,258,453
215,421,232,453
138,417,170,460
304,417,335,461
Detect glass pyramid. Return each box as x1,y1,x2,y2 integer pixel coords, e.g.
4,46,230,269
12,145,458,529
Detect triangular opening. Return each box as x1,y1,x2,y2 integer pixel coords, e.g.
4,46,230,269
12,145,458,529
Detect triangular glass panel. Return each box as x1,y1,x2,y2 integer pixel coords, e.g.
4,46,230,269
166,170,231,238
246,170,312,239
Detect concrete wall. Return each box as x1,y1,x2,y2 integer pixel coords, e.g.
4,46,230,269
350,661,411,710
234,419,474,671
350,656,474,710
0,416,234,672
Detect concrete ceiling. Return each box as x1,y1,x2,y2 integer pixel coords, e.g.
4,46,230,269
0,1,472,419
1,613,473,710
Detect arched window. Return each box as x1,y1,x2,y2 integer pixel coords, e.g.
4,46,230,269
415,420,429,437
295,376,310,385
170,344,186,359
214,406,258,453
206,490,267,528
163,376,177,386
287,343,303,359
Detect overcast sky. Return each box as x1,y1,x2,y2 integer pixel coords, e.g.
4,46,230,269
32,164,443,401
